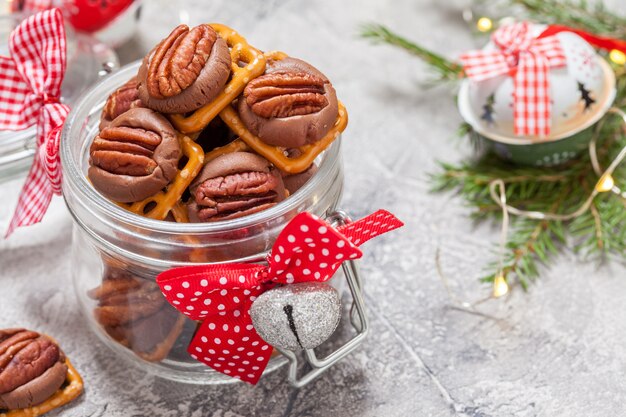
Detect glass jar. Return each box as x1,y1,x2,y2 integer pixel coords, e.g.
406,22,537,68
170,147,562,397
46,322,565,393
0,8,119,182
61,63,345,384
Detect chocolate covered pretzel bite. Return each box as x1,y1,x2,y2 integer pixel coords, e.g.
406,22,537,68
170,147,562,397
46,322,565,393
88,108,182,203
137,24,231,114
238,57,339,148
188,152,287,222
0,329,83,416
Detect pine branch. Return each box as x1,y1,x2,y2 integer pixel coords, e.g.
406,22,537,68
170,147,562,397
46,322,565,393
511,0,626,39
434,131,626,288
359,24,464,81
483,218,565,290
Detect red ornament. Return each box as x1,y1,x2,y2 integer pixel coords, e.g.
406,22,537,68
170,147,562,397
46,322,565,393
65,0,135,32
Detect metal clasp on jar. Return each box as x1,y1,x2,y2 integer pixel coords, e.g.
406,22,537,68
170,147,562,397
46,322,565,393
277,209,369,388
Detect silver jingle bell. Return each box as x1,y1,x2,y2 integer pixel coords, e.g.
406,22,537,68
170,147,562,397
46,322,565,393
250,282,341,351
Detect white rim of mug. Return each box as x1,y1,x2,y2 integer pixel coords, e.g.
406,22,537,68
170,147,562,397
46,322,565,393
457,57,616,146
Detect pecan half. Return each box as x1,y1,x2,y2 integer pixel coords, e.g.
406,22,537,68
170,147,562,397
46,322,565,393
137,24,231,113
91,126,161,176
147,24,216,99
89,273,165,327
0,329,68,410
102,305,184,362
194,171,282,221
89,267,184,362
100,77,143,130
245,72,328,118
238,57,339,148
88,108,182,203
188,152,286,222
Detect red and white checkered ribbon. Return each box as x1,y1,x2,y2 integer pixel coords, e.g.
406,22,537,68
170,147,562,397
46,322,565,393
0,9,68,236
460,22,567,138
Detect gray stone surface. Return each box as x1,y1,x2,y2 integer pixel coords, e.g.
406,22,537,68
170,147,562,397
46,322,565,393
1,0,626,416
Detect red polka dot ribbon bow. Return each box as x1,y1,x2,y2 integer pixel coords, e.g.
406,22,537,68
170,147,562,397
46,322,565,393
156,209,403,384
0,9,69,237
460,21,567,138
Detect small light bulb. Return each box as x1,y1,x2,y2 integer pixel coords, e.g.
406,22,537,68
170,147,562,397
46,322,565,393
492,274,509,298
596,174,615,193
476,17,493,33
609,49,626,66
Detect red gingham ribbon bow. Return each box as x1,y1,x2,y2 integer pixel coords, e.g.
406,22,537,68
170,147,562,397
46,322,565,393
460,21,567,138
156,210,403,384
0,9,69,236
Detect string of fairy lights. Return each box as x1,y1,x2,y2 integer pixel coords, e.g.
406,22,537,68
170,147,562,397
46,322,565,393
437,108,625,314
489,108,626,298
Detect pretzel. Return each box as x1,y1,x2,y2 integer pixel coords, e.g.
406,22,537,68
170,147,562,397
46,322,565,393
264,50,288,61
169,24,267,134
2,359,83,417
136,315,186,362
204,138,251,164
121,134,204,220
219,102,348,174
170,201,190,223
